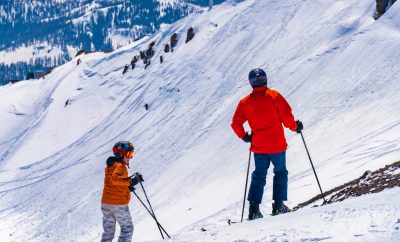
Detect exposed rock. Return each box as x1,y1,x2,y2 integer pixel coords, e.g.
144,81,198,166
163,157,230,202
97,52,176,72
164,44,170,53
186,27,195,43
293,161,400,210
170,33,178,51
122,64,129,74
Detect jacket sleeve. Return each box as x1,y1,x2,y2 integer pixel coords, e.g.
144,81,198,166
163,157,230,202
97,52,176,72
274,92,298,131
111,163,130,186
231,100,247,138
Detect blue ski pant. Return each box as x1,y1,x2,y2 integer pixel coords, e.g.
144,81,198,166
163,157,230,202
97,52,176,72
247,151,288,204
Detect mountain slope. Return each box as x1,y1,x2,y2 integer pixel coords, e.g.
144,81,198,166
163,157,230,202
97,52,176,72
176,187,400,241
0,0,225,84
0,0,399,241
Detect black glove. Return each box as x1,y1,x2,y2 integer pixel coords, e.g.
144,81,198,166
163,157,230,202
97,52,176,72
296,120,303,133
129,173,143,192
135,172,144,182
241,132,252,143
130,173,144,187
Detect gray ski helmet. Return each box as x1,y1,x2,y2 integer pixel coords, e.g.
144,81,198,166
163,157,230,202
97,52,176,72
248,68,267,87
112,141,134,158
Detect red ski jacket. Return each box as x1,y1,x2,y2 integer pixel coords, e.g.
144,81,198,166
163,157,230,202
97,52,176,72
231,86,298,154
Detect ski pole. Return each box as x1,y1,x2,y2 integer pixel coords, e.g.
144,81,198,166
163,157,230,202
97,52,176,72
130,173,164,238
131,190,171,238
241,149,252,222
299,131,327,204
138,179,168,239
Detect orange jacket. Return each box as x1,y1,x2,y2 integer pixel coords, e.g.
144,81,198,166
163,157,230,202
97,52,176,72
101,157,131,205
231,86,298,154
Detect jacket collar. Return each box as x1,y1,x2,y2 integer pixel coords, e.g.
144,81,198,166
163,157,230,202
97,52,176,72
252,86,268,93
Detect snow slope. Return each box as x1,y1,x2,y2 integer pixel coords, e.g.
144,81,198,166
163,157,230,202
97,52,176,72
0,0,400,241
175,187,400,241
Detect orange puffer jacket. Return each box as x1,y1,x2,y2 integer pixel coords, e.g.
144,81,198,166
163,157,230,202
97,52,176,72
231,86,298,154
101,157,131,205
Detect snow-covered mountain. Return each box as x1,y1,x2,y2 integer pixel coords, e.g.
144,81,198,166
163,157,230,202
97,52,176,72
0,0,400,241
0,0,224,84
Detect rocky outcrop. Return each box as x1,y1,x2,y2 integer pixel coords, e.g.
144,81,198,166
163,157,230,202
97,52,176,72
294,161,400,210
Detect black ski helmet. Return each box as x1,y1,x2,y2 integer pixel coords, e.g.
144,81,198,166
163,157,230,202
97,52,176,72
248,68,267,87
112,141,134,158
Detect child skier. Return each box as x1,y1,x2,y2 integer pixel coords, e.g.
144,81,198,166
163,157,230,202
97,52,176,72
101,141,143,242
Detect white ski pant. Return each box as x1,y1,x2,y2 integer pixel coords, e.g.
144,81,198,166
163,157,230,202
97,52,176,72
101,203,134,242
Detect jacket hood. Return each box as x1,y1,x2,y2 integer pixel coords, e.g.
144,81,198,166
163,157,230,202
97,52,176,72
106,156,123,168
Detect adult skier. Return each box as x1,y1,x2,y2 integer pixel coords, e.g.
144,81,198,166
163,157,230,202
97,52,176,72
231,68,303,220
101,141,143,242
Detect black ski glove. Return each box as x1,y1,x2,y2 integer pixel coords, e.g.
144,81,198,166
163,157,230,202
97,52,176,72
135,172,144,182
241,132,252,143
129,173,144,192
130,173,144,186
296,120,303,133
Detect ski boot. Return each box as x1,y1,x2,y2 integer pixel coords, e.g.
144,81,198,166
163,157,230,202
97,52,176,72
272,202,291,216
248,202,263,220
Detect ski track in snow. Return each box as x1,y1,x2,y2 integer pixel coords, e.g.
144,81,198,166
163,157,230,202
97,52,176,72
0,0,400,241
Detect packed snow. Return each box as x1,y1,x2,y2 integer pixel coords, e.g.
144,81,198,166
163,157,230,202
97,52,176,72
0,0,399,241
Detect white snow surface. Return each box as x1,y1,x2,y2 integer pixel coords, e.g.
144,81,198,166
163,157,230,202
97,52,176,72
0,43,73,66
0,0,400,241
